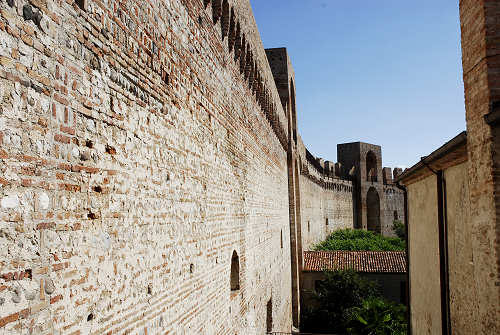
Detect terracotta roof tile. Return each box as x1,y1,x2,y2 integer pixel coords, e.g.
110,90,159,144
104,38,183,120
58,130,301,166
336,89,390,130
303,250,407,273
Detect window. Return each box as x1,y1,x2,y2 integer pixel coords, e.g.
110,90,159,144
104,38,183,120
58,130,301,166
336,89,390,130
280,230,283,249
366,151,378,182
394,210,399,221
230,251,240,291
308,221,310,233
325,218,329,226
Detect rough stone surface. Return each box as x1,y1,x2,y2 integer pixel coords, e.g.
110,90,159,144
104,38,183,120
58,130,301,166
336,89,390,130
0,0,406,334
0,0,292,333
459,0,500,333
297,137,354,250
43,277,55,295
337,142,405,236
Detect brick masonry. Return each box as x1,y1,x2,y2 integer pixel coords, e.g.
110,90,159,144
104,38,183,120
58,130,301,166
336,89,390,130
0,0,293,334
337,142,405,236
296,137,354,251
0,0,406,334
459,0,500,333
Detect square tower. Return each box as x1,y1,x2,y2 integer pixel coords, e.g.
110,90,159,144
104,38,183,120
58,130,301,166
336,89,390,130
337,142,385,233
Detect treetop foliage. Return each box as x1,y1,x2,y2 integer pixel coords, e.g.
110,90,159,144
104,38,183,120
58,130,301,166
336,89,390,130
314,229,406,252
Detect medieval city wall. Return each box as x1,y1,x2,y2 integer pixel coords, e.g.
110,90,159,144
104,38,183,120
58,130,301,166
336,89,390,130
296,138,354,251
382,185,404,237
0,0,293,334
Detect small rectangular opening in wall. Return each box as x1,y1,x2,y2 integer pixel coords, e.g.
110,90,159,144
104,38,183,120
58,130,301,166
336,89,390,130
266,299,273,332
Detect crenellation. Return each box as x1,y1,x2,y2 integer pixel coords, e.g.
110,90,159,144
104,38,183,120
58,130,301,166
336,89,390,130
324,160,334,176
393,167,403,180
382,167,393,185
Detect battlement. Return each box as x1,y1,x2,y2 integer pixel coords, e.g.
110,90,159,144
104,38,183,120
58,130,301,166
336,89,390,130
382,167,404,185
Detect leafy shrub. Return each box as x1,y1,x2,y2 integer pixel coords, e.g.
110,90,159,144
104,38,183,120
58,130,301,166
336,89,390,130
300,269,380,333
346,297,407,335
313,229,405,251
392,220,406,239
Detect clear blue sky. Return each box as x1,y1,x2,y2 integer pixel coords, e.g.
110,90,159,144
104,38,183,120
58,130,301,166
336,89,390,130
251,0,465,169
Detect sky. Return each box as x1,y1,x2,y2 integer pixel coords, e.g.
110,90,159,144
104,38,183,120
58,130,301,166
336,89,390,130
250,0,465,169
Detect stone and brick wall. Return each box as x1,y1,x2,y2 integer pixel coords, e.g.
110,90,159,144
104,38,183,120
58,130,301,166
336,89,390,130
297,137,354,250
0,0,414,333
459,0,500,333
382,183,405,237
337,142,404,237
0,0,294,334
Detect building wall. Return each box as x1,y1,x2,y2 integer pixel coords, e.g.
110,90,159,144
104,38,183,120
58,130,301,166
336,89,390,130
444,162,480,334
405,158,496,335
407,174,441,335
363,273,406,304
0,0,293,334
459,1,500,333
301,272,406,307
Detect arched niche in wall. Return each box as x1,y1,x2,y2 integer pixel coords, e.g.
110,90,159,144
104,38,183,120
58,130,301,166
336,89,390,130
221,0,230,40
212,0,222,24
239,35,246,73
366,151,377,182
244,44,252,79
367,187,381,234
233,22,241,60
230,250,240,291
228,8,236,51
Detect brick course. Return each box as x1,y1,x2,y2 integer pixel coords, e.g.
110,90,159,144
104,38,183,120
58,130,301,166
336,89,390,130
0,0,409,334
0,0,292,334
459,0,500,333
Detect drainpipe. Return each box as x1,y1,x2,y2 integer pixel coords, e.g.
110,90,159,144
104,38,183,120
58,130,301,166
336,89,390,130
395,181,411,335
422,160,451,335
437,171,451,335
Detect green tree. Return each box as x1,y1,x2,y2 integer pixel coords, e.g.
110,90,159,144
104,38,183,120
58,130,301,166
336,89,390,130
346,297,407,335
392,220,406,239
313,229,405,251
300,269,379,333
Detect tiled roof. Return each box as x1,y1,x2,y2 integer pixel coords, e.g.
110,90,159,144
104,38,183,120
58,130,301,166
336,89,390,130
303,250,407,273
